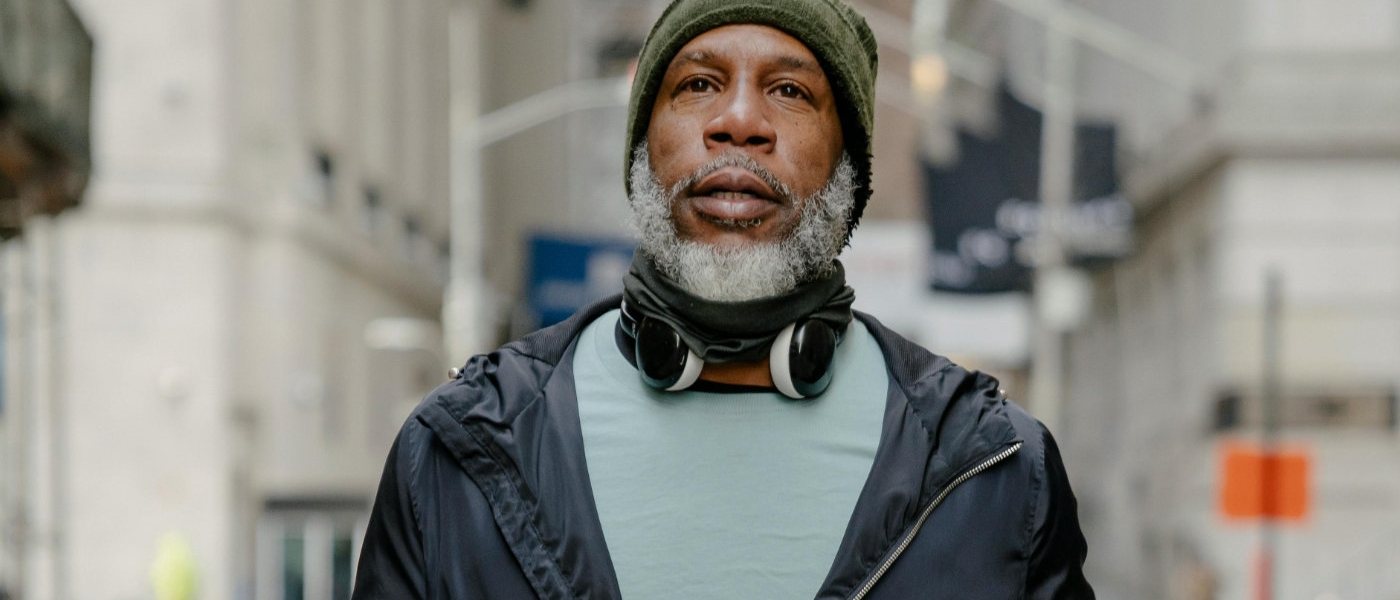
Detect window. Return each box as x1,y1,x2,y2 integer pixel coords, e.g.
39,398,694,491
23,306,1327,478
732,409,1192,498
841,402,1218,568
401,214,425,263
1211,385,1397,432
256,499,367,600
359,185,384,234
312,149,336,209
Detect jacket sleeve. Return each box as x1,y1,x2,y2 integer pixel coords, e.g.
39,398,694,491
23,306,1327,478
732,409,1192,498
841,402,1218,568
1025,426,1096,600
352,426,428,600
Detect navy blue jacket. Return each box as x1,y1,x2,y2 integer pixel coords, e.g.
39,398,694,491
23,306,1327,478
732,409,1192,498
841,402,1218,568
352,297,1094,599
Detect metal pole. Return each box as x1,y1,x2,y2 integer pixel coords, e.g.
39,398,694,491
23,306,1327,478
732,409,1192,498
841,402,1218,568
446,1,637,364
446,0,489,365
26,219,58,600
444,0,630,365
1259,269,1283,600
45,218,69,600
1,239,28,600
1027,10,1076,433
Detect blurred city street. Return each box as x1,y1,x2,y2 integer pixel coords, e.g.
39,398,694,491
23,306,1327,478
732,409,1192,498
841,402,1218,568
2,0,1399,598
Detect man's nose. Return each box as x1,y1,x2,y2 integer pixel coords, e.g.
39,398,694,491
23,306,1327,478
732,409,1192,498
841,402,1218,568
703,85,776,152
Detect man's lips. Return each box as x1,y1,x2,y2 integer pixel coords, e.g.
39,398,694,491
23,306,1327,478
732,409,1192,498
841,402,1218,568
687,168,781,222
688,195,776,221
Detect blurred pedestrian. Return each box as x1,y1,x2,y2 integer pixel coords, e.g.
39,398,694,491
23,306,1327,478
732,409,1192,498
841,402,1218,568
151,532,199,600
353,0,1093,596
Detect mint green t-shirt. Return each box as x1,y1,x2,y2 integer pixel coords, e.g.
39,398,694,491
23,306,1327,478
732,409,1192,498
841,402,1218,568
573,309,889,600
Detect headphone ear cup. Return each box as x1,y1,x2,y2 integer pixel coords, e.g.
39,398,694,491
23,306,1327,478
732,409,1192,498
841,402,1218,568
770,320,838,399
635,317,702,391
668,348,703,391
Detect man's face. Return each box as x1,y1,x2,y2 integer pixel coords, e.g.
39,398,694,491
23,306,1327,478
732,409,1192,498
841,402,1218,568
645,24,845,250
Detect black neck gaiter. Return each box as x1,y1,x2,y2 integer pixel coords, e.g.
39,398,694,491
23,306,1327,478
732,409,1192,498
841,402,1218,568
621,252,856,363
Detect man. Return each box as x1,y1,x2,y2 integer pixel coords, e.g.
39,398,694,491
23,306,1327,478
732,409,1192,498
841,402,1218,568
352,0,1094,596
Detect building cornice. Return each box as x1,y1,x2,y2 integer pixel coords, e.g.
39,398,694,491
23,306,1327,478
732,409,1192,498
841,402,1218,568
1124,50,1400,215
73,187,445,315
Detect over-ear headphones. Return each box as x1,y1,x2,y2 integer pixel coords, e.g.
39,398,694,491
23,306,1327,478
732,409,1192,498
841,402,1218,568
618,301,840,399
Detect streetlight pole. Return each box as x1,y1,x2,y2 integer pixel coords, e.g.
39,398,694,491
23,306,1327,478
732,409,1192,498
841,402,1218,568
445,0,628,364
1027,11,1077,432
1259,270,1283,600
446,0,488,366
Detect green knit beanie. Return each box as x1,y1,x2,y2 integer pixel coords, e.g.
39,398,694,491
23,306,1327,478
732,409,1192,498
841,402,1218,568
624,0,879,243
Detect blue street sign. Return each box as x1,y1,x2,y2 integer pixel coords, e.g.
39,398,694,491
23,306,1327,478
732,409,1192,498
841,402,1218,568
527,234,636,329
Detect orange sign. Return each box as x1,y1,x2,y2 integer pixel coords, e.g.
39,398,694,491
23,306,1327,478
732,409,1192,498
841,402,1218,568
1219,441,1311,521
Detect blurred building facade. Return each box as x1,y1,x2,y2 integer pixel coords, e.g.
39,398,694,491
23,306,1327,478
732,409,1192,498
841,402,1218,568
937,0,1400,598
1,0,451,599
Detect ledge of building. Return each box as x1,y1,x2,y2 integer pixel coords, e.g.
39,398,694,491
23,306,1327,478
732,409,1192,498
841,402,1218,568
1124,50,1400,215
74,189,446,315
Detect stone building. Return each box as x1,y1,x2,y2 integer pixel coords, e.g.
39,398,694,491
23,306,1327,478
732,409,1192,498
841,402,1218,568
1,0,452,598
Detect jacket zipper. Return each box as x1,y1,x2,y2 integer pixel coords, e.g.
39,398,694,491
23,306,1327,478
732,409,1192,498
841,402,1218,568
844,442,1024,600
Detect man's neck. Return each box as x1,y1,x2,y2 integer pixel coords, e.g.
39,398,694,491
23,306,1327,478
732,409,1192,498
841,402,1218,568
700,359,774,387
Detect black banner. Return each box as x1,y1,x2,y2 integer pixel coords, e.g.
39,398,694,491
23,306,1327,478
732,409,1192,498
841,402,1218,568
924,84,1131,294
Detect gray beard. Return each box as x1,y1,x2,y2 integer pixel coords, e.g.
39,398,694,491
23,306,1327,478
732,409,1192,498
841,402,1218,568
627,141,856,302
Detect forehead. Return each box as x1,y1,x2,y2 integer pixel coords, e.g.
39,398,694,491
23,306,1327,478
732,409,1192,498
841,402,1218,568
665,24,826,78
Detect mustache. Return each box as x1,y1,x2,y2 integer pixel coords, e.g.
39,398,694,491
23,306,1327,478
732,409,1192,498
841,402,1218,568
667,153,796,204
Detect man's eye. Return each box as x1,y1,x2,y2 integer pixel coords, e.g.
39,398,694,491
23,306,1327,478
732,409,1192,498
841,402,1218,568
683,79,713,93
775,83,806,99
